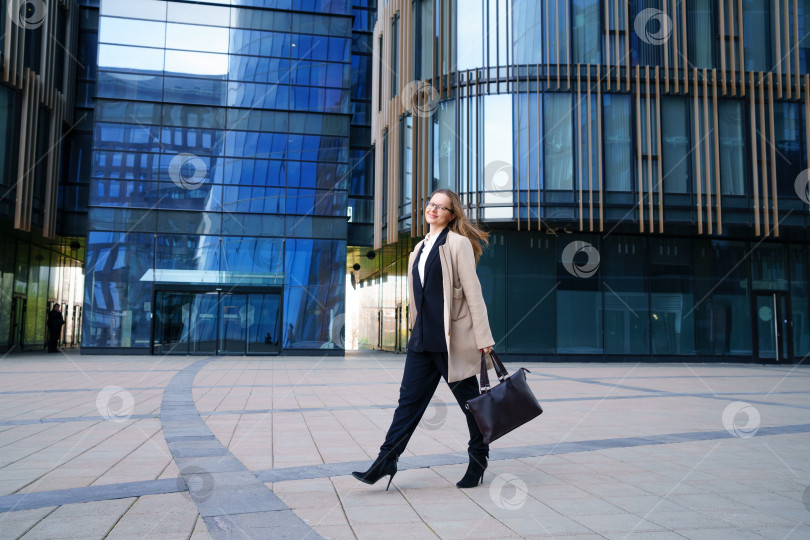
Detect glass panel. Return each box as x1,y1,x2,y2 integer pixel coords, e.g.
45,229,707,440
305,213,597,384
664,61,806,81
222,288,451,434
247,293,281,353
190,292,218,354
165,51,228,77
544,94,573,191
773,103,803,199
512,0,542,64
153,291,190,354
557,236,603,353
662,97,691,193
751,244,788,291
483,95,514,218
219,293,247,354
99,17,166,48
573,0,601,64
709,240,751,355
604,237,650,354
755,295,776,359
742,0,771,71
790,245,810,358
166,23,229,53
432,101,457,193
506,232,556,353
603,95,632,191
100,0,167,20
650,238,696,354
687,0,714,68
718,100,746,195
415,0,434,78
98,44,165,72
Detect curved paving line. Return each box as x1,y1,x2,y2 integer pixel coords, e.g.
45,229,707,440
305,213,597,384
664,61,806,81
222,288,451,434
2,423,809,514
161,358,323,540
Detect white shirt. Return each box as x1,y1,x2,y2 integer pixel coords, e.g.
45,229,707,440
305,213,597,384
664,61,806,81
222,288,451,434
417,231,437,286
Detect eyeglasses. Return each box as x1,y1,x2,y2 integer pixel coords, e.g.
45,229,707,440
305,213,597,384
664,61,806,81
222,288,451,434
425,201,454,213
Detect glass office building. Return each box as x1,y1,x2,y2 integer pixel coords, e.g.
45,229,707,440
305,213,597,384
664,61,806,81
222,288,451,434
358,0,810,363
1,0,85,351
83,0,355,354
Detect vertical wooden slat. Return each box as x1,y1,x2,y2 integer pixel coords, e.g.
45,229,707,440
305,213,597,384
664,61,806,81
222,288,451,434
794,0,801,98
681,0,688,92
537,64,541,230
555,0,560,89
663,0,670,93
775,0,782,98
784,0,791,99
565,0,570,89
437,0,443,99
750,72,760,236
545,0,550,89
703,69,713,235
645,66,654,233
615,0,621,90
577,65,583,231
768,72,779,236
693,68,703,234
597,64,603,231
672,0,679,93
636,66,644,232
655,66,664,233
623,0,630,91
738,0,745,97
712,69,723,235
729,0,736,96
605,0,611,91
588,66,594,231
516,66,521,232
719,0,727,95
758,74,769,235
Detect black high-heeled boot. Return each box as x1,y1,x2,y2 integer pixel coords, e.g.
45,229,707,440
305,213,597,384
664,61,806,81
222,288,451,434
456,453,487,488
352,455,398,490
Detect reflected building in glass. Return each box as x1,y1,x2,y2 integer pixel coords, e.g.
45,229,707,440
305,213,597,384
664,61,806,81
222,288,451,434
359,0,810,363
83,0,358,354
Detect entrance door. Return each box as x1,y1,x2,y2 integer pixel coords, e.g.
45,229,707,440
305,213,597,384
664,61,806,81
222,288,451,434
754,292,792,363
9,295,26,350
154,290,281,355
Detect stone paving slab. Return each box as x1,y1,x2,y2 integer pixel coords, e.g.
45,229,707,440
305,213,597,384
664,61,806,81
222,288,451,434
0,352,809,539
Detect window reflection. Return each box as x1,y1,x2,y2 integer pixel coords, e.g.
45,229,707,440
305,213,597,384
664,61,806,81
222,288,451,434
165,51,228,77
99,17,166,48
166,23,229,53
98,44,164,72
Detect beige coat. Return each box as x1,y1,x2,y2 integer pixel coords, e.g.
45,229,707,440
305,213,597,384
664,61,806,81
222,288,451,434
407,230,495,382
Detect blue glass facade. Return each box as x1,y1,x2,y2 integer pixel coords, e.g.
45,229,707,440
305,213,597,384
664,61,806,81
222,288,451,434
83,0,353,353
361,0,810,363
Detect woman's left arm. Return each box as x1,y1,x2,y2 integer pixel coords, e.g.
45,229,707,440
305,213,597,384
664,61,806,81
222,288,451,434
455,237,495,352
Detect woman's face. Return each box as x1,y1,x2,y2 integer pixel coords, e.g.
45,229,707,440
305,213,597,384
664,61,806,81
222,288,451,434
425,192,455,229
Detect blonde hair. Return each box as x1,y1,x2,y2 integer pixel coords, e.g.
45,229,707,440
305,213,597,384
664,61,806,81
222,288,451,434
430,189,489,263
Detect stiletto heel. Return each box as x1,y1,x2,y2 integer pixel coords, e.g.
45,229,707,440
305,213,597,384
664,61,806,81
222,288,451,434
352,455,398,489
385,472,396,491
456,453,488,488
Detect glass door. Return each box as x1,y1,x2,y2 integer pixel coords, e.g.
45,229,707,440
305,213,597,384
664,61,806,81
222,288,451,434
754,292,792,363
219,293,248,354
153,292,191,354
246,293,281,354
190,292,218,354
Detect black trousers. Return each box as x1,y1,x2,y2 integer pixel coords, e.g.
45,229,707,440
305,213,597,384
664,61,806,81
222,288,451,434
379,349,488,459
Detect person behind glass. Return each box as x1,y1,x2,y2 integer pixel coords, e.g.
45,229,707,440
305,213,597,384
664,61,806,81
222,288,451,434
353,189,495,490
47,304,65,353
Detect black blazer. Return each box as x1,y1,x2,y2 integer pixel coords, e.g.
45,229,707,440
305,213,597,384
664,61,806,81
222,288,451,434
408,227,449,352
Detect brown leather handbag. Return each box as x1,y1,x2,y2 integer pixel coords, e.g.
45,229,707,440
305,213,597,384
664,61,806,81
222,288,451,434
465,351,543,444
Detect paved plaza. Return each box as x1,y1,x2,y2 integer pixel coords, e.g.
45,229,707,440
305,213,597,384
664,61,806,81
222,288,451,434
0,351,808,539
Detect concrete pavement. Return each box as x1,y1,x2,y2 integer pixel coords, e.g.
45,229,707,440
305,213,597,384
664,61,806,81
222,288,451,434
0,350,808,539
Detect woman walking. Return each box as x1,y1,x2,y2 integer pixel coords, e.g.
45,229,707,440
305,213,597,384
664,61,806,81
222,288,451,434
352,188,495,490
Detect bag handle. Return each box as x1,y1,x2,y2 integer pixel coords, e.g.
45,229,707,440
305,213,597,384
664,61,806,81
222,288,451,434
478,350,510,393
